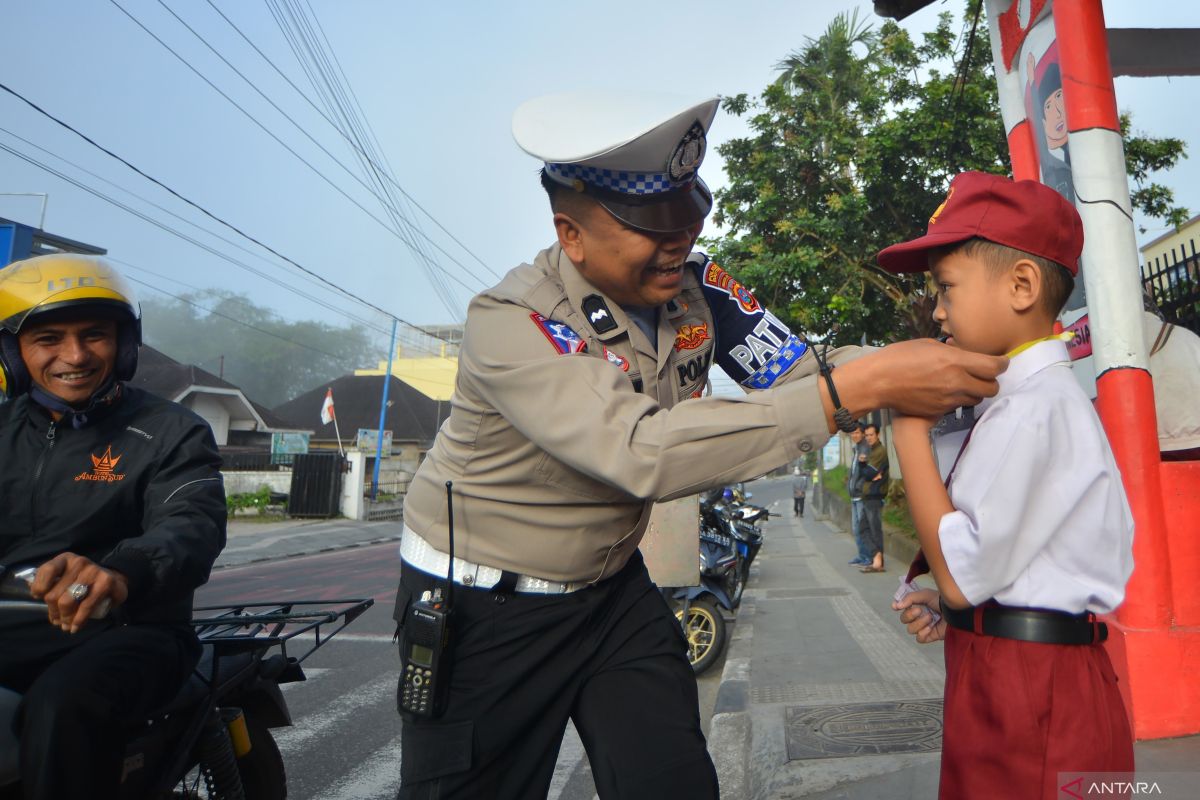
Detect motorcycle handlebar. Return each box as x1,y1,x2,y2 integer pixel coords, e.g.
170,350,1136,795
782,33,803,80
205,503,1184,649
0,566,111,619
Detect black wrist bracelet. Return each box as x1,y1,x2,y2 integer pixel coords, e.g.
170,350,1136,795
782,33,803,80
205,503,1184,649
819,364,858,434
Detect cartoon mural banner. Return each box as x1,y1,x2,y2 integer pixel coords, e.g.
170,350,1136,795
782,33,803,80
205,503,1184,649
988,0,1096,393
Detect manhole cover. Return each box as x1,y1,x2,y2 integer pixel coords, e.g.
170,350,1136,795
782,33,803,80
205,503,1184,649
784,700,943,760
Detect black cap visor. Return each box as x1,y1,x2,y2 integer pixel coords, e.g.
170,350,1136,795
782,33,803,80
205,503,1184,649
591,177,712,234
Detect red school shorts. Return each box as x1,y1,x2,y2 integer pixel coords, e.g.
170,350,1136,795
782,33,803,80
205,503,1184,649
938,626,1134,800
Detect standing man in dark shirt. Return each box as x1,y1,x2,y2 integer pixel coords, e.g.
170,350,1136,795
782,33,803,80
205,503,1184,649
858,423,889,573
847,424,873,565
0,255,226,800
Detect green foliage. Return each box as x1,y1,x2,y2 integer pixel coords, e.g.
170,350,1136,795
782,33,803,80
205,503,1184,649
141,291,377,407
1122,113,1190,231
708,1,1188,344
227,485,273,515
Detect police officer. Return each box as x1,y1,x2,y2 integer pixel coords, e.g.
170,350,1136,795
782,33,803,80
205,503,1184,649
0,255,226,800
394,91,1006,799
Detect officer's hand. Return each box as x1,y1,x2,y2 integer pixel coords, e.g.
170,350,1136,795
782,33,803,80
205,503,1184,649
830,339,1006,422
32,553,129,634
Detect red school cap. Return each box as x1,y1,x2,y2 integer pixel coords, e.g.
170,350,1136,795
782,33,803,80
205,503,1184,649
876,171,1083,275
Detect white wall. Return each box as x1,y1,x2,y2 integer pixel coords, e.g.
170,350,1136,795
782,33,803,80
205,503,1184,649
188,394,231,446
222,470,291,496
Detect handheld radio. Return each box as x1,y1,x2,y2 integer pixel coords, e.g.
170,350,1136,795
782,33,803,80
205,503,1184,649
398,481,456,718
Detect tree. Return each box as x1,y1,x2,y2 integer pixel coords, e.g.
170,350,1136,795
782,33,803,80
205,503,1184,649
140,291,378,408
708,2,1189,344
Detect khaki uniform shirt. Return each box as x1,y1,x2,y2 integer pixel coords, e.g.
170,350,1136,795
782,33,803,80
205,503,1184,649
404,244,859,583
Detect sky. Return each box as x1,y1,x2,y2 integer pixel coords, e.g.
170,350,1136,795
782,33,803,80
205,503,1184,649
2,0,1198,393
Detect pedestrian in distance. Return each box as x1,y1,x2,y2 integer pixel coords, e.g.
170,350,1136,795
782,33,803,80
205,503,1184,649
856,423,888,573
792,468,808,517
0,255,226,800
880,172,1135,800
393,90,1009,800
846,423,873,566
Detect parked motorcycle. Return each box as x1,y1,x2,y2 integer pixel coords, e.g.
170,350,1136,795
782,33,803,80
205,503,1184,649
669,488,765,675
0,564,372,799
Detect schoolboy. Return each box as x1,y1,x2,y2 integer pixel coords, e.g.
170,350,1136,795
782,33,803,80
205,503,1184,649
876,172,1135,800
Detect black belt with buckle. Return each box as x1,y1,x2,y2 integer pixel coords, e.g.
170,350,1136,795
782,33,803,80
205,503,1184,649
940,599,1107,645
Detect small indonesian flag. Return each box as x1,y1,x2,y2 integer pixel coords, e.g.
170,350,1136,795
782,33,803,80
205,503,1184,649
320,388,336,425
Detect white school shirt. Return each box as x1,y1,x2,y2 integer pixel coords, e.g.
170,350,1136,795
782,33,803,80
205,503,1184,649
936,339,1134,614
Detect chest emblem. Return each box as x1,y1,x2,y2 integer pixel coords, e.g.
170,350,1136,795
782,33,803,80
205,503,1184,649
603,347,630,372
76,445,126,483
530,313,587,355
703,263,761,315
673,323,710,351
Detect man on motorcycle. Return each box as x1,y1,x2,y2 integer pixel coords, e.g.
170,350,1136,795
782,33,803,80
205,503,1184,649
0,254,226,800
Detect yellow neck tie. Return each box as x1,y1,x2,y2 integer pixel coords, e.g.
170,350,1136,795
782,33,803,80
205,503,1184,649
1005,331,1074,359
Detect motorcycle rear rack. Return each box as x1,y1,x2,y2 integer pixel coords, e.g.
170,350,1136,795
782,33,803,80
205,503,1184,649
190,598,374,664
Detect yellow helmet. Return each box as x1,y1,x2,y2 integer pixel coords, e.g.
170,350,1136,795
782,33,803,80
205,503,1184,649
0,254,142,398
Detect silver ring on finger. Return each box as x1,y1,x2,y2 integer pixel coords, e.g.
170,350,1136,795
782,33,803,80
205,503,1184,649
68,582,90,602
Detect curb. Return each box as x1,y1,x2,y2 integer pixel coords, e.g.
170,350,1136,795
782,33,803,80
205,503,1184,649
213,535,403,570
709,591,755,800
707,513,923,799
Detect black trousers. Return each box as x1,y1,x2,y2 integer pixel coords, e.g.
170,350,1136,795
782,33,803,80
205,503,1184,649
860,497,885,559
395,551,719,800
0,615,200,800
793,496,805,515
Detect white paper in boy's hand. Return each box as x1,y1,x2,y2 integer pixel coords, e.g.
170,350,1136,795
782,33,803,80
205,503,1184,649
894,577,942,626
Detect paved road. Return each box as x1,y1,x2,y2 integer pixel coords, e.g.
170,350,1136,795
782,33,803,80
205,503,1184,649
198,541,730,799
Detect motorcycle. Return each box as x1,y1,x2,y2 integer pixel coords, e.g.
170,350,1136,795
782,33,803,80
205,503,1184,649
669,489,754,675
0,564,372,799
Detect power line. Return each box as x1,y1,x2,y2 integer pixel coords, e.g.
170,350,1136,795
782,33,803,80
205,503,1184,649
110,0,489,306
0,130,404,342
201,0,498,280
0,123,400,337
264,0,461,317
0,77,455,344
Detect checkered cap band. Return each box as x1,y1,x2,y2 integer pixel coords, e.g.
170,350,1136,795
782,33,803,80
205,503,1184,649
545,162,676,196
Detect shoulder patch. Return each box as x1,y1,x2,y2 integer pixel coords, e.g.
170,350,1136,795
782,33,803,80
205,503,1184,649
703,262,761,315
530,313,587,355
742,334,808,390
582,295,619,334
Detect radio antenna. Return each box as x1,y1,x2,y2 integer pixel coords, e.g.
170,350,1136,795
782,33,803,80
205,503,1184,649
444,481,455,608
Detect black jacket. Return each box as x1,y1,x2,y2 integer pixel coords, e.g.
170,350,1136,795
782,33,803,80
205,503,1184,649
0,386,226,623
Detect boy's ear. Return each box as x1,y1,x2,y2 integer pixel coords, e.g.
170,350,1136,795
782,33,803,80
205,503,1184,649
554,212,586,264
1009,259,1041,313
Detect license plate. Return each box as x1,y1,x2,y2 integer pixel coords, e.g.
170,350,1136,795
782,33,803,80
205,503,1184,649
700,531,731,547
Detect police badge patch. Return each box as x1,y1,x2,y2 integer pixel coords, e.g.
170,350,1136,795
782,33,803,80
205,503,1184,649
530,313,587,355
703,263,761,315
603,347,630,372
668,122,706,184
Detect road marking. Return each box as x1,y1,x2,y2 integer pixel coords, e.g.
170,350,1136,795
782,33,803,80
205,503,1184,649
273,674,394,751
315,733,403,800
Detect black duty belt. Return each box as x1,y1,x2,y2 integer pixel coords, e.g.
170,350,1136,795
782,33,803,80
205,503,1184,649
940,600,1107,645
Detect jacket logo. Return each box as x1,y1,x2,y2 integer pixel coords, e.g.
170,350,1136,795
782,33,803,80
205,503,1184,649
673,323,710,351
703,263,761,315
76,445,126,483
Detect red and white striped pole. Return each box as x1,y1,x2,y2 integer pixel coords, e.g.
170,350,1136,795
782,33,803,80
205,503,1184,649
1052,0,1173,629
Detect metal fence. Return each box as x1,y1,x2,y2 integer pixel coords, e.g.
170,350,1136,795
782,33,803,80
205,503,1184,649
1143,236,1200,335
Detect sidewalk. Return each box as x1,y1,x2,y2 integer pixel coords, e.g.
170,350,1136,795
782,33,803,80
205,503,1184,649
708,478,1200,799
216,516,402,568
